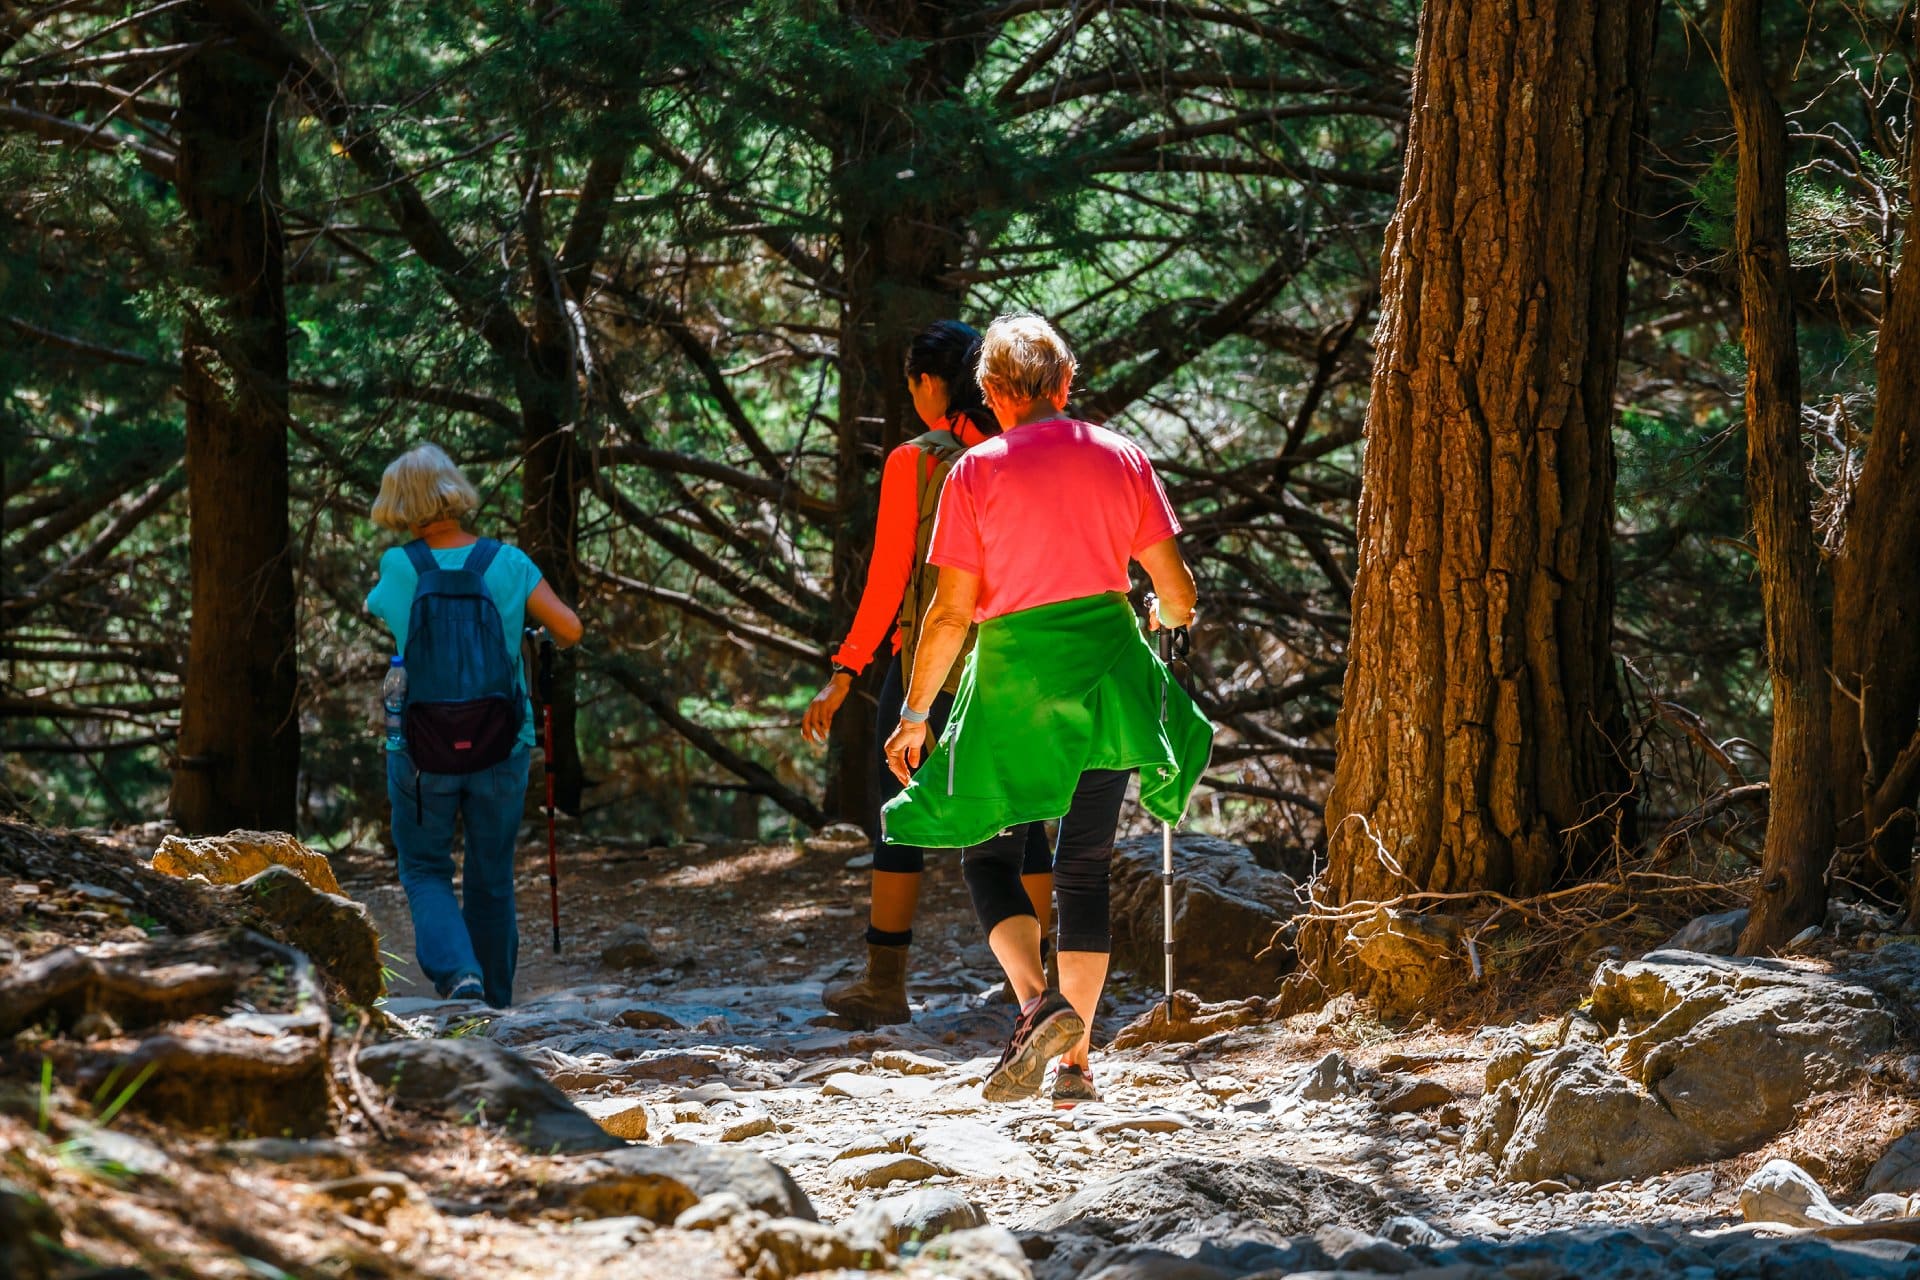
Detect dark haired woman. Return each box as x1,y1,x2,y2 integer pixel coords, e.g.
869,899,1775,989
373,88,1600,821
802,319,1052,1027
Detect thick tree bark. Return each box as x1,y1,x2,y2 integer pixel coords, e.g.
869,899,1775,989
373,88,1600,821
822,1,982,831
1722,0,1833,953
168,0,300,833
1830,53,1920,912
1312,0,1653,1011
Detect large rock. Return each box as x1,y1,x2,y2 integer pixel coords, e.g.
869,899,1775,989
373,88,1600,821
1740,1158,1857,1227
1109,835,1299,1000
1025,1157,1388,1244
1465,1042,1711,1184
566,1146,814,1222
152,830,341,894
231,865,384,1005
1593,950,1894,1147
357,1038,619,1153
1866,1132,1920,1195
1467,950,1898,1183
3,930,333,1137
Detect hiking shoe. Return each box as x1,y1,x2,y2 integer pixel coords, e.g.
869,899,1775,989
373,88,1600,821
983,992,1084,1103
448,974,485,1001
1052,1063,1098,1109
822,942,911,1028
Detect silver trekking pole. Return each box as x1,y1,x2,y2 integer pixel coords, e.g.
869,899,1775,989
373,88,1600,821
1148,595,1191,1023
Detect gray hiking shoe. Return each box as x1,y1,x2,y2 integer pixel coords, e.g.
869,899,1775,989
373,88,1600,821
983,991,1085,1103
1052,1063,1098,1108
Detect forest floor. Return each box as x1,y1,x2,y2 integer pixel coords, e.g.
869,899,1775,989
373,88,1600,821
4,825,1919,1279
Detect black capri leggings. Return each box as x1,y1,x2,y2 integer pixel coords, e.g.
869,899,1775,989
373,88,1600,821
962,769,1130,954
874,654,1051,876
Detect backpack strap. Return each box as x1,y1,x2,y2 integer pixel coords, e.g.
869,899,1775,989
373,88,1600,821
462,537,503,579
402,540,437,576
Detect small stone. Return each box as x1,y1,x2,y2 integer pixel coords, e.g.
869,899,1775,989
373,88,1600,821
675,1192,750,1231
600,923,662,970
916,1225,1031,1280
578,1097,651,1141
1666,1170,1716,1202
835,1152,947,1189
613,1007,684,1031
1092,1113,1190,1136
722,1112,777,1143
727,1215,864,1280
1380,1077,1455,1113
1854,1192,1917,1222
1292,1051,1362,1102
1739,1158,1857,1227
1660,909,1749,956
872,1049,950,1075
842,1187,983,1254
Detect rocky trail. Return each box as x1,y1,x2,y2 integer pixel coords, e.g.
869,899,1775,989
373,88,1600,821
5,821,1920,1279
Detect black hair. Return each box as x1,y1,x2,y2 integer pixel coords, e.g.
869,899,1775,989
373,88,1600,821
905,319,997,436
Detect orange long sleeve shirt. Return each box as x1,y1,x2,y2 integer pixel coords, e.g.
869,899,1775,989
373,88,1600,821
830,414,993,675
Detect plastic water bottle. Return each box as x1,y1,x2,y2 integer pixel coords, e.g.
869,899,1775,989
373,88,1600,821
381,656,406,751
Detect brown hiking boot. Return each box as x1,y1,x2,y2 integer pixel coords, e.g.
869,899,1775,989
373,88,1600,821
822,942,911,1028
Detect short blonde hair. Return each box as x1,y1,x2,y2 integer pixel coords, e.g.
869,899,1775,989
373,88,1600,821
370,443,480,532
977,312,1077,403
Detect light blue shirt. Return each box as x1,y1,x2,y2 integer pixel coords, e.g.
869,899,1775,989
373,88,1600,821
366,541,544,751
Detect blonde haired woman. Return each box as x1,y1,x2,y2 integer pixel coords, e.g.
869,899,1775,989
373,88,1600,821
366,444,581,1007
883,314,1210,1105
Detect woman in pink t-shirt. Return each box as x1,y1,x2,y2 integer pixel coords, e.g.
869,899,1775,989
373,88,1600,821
883,313,1202,1106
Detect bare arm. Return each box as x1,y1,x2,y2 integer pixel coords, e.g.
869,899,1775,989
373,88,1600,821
884,566,979,782
526,579,584,647
1136,536,1197,627
902,566,979,715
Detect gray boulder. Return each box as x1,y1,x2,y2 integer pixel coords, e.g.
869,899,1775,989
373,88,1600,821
1740,1158,1857,1227
1865,1131,1920,1195
1026,1157,1388,1244
1109,835,1298,1000
1659,908,1748,956
1594,950,1894,1147
568,1145,814,1222
1465,1042,1710,1184
1467,950,1898,1184
357,1038,619,1154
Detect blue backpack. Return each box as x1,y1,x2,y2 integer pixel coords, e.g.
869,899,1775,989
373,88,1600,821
400,538,524,774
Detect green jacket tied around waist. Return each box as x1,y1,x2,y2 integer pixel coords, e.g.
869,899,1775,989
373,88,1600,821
880,592,1214,849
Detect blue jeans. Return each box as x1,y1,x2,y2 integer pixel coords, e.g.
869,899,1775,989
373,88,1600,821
387,747,530,1007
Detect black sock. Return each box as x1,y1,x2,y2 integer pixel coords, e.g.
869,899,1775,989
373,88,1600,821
867,926,912,948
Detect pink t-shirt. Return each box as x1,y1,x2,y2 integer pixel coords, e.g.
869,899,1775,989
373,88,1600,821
928,417,1181,621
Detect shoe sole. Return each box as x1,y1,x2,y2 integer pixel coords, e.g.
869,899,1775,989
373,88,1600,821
1052,1088,1097,1110
983,1007,1086,1103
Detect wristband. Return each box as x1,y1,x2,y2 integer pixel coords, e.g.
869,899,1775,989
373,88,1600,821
830,661,858,678
898,704,931,724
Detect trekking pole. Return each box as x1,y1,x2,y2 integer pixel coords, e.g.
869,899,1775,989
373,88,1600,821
1148,596,1191,1024
531,628,562,954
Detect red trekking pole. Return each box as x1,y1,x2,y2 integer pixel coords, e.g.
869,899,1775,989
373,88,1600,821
532,629,562,954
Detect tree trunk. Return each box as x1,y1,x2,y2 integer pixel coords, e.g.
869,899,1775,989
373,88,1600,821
822,0,981,831
518,366,586,815
1830,48,1920,911
1311,0,1653,1012
169,0,300,833
1722,0,1833,954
